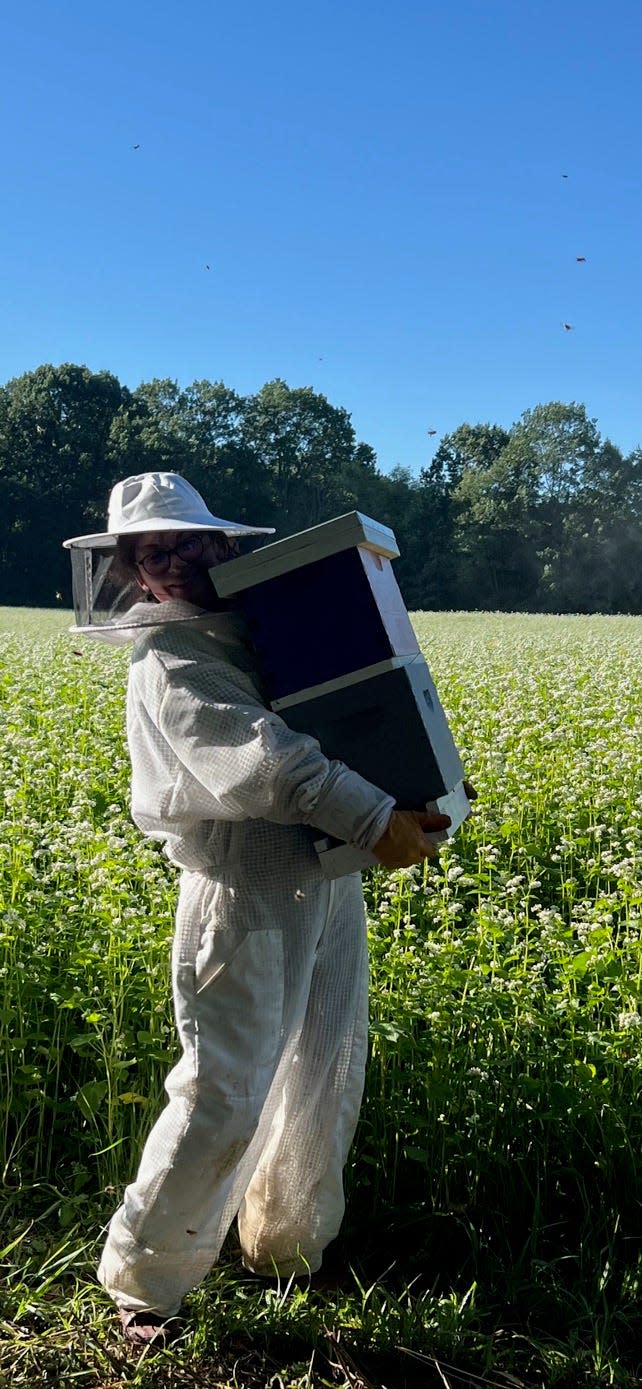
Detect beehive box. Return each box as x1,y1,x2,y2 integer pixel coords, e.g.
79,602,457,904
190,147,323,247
212,512,469,875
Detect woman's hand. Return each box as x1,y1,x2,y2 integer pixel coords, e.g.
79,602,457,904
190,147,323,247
373,809,452,869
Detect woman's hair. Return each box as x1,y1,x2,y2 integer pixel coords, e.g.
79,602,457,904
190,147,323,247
115,535,138,576
109,535,156,606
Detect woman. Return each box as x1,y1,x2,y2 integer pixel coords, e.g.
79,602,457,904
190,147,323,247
64,471,451,1347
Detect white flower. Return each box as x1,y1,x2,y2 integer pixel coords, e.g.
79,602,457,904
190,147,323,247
617,1012,642,1030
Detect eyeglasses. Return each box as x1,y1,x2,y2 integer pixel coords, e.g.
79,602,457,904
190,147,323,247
135,535,205,577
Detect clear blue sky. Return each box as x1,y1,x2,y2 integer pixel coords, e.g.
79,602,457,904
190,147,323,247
2,0,642,475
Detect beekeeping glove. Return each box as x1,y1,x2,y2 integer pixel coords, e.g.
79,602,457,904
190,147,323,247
373,809,452,869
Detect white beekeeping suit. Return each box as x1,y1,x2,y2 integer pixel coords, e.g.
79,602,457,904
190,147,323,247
64,474,396,1319
100,603,395,1314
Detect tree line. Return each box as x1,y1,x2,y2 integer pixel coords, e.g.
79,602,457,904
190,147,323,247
1,362,641,612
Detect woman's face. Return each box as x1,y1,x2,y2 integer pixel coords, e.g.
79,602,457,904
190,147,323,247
133,530,235,609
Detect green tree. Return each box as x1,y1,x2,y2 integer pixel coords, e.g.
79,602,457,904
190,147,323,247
444,404,623,611
428,422,511,489
499,403,606,610
3,364,641,615
420,423,513,609
451,451,540,609
241,379,364,532
0,364,133,604
556,439,642,612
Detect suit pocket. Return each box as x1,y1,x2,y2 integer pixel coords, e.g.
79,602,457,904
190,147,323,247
193,924,285,1094
194,919,248,994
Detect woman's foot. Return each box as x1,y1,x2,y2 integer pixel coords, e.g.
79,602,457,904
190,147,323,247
118,1307,184,1348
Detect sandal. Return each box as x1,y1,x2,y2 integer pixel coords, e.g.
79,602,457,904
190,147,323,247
118,1307,184,1348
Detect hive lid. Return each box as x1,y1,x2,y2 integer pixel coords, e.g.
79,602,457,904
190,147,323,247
210,510,399,597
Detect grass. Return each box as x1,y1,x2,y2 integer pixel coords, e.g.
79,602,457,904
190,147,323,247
1,608,642,1386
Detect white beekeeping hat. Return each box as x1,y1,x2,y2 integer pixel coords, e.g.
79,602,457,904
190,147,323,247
62,472,274,641
64,471,275,548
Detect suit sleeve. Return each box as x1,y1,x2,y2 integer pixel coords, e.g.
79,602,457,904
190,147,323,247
155,650,395,852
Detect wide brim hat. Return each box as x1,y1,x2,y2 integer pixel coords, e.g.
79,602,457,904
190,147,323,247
63,471,274,549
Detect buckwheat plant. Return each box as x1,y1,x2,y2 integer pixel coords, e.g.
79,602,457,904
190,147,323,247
359,613,642,1306
2,608,642,1380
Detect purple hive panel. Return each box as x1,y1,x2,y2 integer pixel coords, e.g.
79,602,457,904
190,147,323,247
280,658,464,808
240,547,419,701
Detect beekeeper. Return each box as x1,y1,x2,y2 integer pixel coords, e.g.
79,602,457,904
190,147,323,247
64,472,452,1347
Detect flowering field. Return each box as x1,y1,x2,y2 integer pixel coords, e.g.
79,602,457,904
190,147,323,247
1,606,642,1386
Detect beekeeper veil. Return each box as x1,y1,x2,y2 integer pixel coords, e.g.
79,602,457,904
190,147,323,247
63,472,274,643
